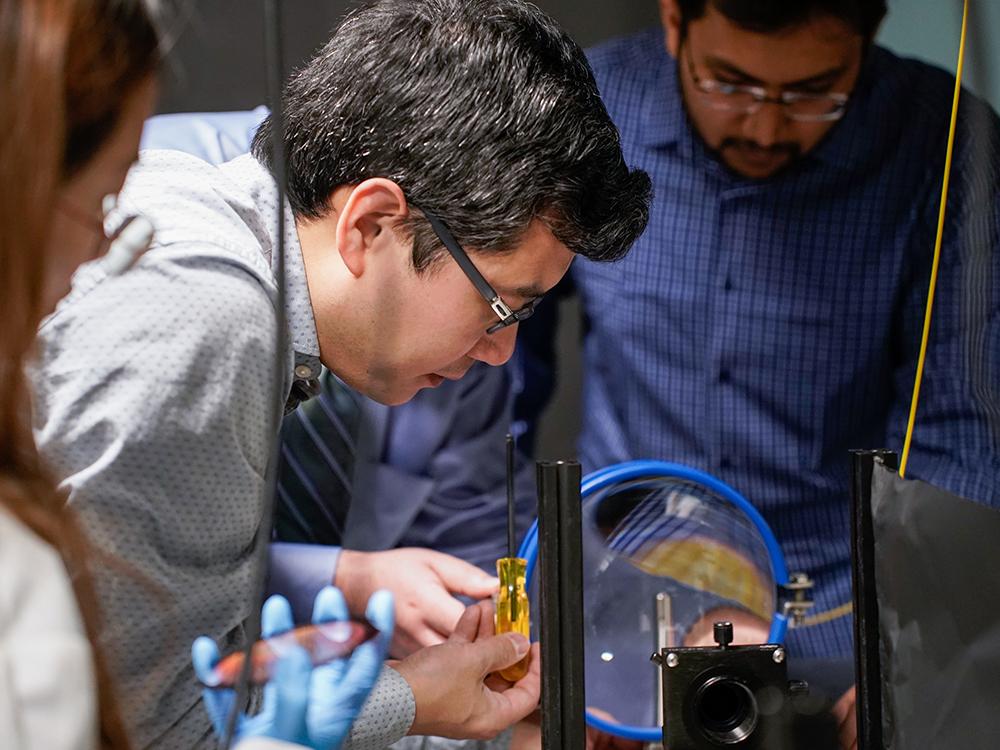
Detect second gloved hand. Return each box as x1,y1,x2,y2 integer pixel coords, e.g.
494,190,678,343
192,586,394,750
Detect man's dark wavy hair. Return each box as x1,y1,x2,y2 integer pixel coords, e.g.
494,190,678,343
252,0,651,271
677,0,887,39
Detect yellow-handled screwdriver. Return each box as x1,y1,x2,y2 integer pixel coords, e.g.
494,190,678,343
495,434,531,682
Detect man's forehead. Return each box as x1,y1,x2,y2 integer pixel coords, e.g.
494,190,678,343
480,218,573,297
690,7,862,86
703,51,849,89
493,265,568,303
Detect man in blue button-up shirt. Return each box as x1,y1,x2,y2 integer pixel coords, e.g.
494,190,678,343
528,0,999,677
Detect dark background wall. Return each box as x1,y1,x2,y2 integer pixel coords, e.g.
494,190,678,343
156,1,660,114
157,2,999,115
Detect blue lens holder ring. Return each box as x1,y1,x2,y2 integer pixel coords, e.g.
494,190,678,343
516,460,791,743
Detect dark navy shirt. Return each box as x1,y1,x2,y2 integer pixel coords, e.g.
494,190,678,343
574,29,1000,658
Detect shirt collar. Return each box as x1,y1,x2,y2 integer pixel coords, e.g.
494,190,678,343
224,155,323,406
270,189,324,405
273,204,323,364
230,155,322,363
639,42,691,153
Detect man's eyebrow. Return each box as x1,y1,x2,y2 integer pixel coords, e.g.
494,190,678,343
500,284,546,300
785,66,847,89
704,55,847,89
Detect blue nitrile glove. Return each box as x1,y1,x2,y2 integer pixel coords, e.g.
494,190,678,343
301,586,394,748
192,586,394,750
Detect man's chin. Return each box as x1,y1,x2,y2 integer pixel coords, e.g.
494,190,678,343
362,367,462,406
363,381,418,407
723,153,793,180
714,140,800,180
371,376,446,406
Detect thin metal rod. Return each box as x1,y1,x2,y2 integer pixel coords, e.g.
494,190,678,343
506,434,515,558
221,1,287,746
655,592,672,731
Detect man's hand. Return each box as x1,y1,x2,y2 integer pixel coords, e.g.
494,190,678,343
391,600,541,740
334,548,498,657
831,685,857,750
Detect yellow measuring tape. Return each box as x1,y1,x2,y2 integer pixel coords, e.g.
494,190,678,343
808,0,970,626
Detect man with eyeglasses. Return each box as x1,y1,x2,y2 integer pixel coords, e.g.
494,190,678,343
521,1,999,745
139,105,553,662
32,1,651,748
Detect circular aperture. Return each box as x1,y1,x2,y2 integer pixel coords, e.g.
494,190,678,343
694,676,759,745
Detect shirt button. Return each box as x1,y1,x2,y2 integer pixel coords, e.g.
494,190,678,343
720,457,732,469
724,277,733,291
294,364,314,380
719,369,731,383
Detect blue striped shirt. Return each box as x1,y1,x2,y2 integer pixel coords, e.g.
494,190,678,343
574,29,1000,658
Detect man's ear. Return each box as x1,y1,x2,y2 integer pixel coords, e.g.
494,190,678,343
659,0,683,59
335,178,408,278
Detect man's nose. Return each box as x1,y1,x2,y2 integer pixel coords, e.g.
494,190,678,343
467,323,518,367
743,100,786,148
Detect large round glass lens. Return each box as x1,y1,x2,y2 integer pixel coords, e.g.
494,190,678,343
553,476,776,729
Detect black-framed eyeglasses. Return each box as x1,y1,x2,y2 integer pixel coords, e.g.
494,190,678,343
421,208,542,335
683,44,849,123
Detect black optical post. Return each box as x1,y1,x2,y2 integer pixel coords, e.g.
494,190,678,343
536,460,586,749
850,449,897,750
